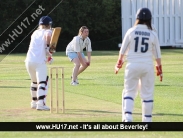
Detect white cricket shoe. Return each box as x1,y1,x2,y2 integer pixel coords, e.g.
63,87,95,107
71,76,79,84
123,114,132,122
75,78,79,84
142,117,152,122
31,101,37,109
70,81,78,86
123,120,132,122
36,105,50,111
36,100,50,111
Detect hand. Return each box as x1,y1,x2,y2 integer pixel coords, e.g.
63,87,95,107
46,47,52,56
156,65,163,81
115,59,123,74
47,56,54,64
49,45,56,53
86,61,90,66
115,66,120,74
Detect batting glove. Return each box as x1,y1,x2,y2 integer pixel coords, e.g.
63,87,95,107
115,59,123,74
47,56,54,64
156,65,163,81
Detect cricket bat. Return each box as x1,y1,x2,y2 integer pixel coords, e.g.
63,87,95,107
49,27,61,53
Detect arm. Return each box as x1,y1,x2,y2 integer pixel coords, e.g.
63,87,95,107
152,32,163,81
155,58,162,81
45,31,52,56
115,53,124,74
156,58,161,66
115,31,129,74
45,31,53,64
45,32,51,45
86,38,92,66
77,52,87,66
86,52,91,66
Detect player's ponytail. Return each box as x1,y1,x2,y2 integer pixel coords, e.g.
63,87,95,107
134,19,153,30
78,26,88,36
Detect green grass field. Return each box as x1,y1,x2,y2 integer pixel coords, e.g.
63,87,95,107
0,49,183,137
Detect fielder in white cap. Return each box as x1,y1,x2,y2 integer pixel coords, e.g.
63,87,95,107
115,8,162,122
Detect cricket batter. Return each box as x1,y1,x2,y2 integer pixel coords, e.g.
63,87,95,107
115,8,163,122
66,26,92,86
25,16,53,110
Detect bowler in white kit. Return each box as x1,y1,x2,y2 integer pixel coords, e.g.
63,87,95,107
115,8,163,122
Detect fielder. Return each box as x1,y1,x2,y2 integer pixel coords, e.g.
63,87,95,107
66,26,92,86
25,16,53,110
115,8,163,122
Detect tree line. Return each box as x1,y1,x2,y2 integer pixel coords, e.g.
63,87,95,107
0,0,121,53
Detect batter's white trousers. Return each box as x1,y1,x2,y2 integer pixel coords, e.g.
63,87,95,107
25,62,48,105
25,62,47,83
122,62,155,122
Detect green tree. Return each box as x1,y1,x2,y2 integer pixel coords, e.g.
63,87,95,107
0,0,121,52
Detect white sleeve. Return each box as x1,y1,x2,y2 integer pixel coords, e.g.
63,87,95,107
120,30,130,55
73,37,80,52
45,30,52,37
152,32,161,59
86,38,92,52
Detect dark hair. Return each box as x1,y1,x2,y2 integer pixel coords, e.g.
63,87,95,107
134,19,153,30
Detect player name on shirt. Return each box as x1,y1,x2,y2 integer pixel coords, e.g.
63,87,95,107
135,31,150,36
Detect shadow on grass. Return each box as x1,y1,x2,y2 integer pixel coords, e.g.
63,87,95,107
76,82,122,86
0,86,28,88
57,109,183,118
64,78,95,81
121,112,183,117
156,84,183,87
153,113,183,117
67,109,121,115
155,84,170,86
132,112,183,117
